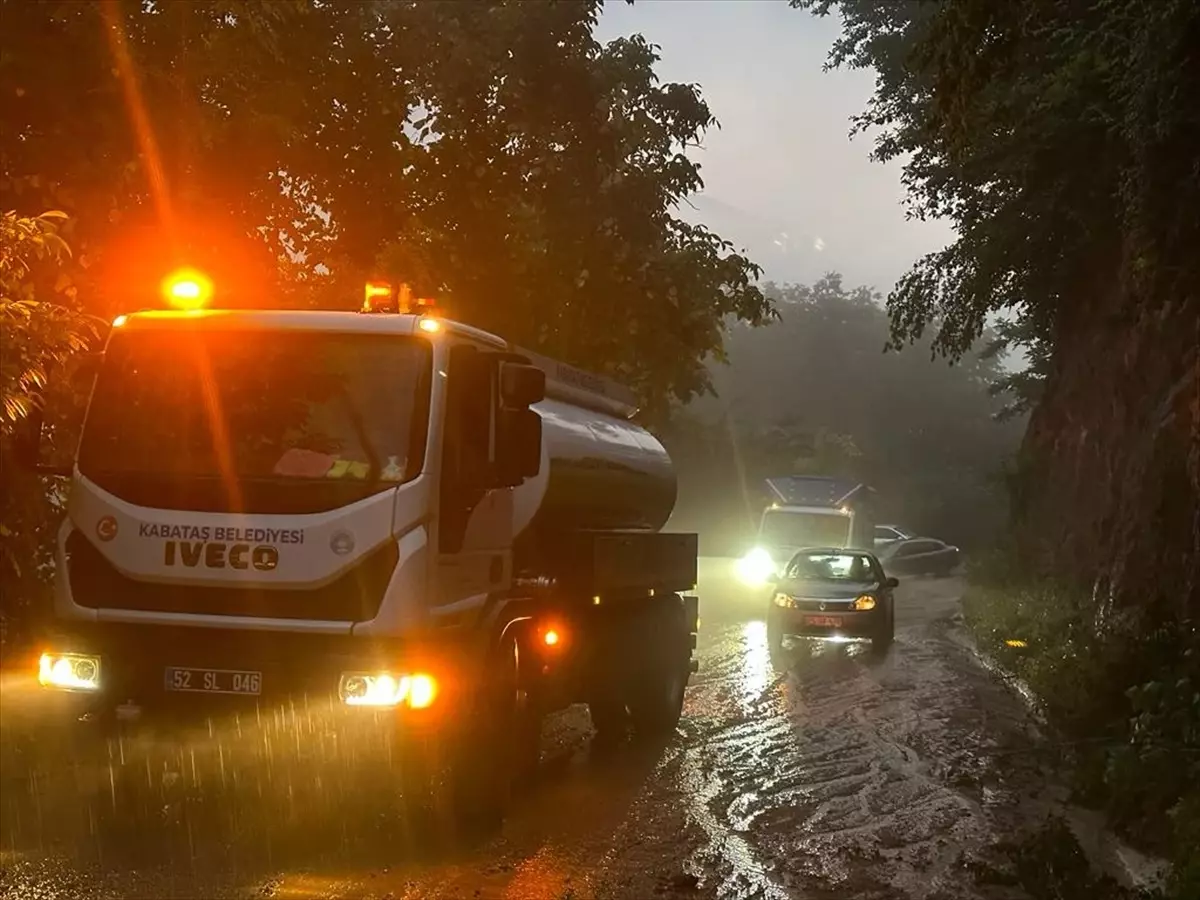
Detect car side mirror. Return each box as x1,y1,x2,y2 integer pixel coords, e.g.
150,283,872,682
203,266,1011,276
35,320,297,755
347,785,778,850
886,576,900,589
499,362,546,409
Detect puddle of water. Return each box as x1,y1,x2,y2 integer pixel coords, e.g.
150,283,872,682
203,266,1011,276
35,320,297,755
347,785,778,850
680,745,791,900
738,622,774,709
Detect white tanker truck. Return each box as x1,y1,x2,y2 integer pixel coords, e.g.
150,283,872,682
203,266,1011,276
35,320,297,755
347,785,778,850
16,281,700,824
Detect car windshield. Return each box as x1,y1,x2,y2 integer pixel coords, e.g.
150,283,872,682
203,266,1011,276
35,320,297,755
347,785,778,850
760,510,850,548
785,551,878,582
79,328,431,486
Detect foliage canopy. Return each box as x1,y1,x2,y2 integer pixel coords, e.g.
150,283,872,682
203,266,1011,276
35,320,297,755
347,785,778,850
793,0,1200,372
0,0,770,416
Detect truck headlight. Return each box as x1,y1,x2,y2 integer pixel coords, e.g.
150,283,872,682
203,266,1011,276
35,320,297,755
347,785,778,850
38,653,101,691
339,672,438,709
736,548,776,586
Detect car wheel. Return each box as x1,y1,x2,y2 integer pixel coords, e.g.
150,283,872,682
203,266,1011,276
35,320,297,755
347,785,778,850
872,602,895,651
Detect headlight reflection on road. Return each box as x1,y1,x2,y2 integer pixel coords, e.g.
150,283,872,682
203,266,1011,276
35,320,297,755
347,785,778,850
740,620,772,704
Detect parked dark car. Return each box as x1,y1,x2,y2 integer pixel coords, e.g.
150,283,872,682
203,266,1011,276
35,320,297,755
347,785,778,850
878,538,961,576
766,547,897,653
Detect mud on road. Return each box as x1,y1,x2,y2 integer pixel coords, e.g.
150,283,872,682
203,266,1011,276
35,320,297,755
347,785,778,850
0,569,1077,899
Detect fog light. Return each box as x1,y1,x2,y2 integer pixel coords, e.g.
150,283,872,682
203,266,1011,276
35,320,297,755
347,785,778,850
338,671,438,709
853,595,877,611
38,653,101,691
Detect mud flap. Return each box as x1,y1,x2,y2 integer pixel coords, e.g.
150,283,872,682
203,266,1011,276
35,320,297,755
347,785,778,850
682,593,699,674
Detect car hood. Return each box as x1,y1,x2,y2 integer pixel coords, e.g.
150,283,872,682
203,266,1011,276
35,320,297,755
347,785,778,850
777,580,879,600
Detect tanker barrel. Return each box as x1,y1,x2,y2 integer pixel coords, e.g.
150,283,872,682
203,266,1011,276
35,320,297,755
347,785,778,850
512,398,677,542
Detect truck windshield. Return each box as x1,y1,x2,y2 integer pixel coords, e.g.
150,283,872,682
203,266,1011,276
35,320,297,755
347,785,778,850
760,510,851,549
78,328,431,510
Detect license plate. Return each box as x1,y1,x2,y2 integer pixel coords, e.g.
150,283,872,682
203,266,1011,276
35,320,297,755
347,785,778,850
164,666,262,695
804,615,844,628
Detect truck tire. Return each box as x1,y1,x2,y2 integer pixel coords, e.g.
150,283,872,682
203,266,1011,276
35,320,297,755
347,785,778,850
446,635,538,829
626,601,689,738
587,692,628,742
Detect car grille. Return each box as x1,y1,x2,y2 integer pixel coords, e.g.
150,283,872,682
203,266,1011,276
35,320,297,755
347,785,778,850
65,530,398,622
791,597,857,611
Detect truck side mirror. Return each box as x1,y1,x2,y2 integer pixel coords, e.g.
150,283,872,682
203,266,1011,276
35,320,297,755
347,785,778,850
495,408,542,486
498,362,545,409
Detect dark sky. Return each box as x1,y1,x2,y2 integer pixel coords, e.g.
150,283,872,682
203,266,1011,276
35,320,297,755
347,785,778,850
596,0,955,296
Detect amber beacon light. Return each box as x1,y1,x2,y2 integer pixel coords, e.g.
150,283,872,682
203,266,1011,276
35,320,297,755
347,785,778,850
162,268,214,310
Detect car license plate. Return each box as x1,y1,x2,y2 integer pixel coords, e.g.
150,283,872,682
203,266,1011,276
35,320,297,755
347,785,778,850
164,666,262,695
804,615,844,628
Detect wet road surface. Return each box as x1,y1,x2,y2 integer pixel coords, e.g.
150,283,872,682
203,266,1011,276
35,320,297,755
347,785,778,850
1,565,1068,899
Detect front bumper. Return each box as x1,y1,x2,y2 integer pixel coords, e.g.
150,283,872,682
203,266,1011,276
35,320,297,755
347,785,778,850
769,606,882,639
31,622,462,724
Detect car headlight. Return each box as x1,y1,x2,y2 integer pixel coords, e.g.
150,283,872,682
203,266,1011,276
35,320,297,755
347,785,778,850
853,595,877,611
736,547,776,586
772,592,798,609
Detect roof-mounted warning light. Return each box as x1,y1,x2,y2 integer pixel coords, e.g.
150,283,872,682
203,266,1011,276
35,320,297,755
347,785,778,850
362,280,396,313
162,268,213,311
362,281,442,327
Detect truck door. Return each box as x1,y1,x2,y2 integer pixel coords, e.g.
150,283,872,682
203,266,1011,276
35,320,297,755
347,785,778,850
435,344,512,604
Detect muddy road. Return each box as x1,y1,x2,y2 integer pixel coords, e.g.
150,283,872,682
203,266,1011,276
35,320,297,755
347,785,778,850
0,565,1069,899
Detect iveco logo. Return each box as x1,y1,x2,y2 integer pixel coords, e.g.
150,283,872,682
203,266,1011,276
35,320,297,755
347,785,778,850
330,530,355,556
163,540,278,571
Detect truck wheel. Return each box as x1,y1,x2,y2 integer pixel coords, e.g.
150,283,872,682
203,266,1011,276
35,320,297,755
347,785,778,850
588,693,628,742
626,603,689,738
447,636,537,829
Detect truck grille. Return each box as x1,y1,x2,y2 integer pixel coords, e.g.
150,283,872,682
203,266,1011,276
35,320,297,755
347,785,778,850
65,530,398,622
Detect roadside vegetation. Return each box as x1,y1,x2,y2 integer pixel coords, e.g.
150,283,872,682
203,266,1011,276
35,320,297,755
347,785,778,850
963,551,1199,899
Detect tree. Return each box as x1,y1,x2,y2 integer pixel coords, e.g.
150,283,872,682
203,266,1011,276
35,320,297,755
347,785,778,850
0,210,97,643
793,0,1200,618
0,211,95,430
0,0,770,417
